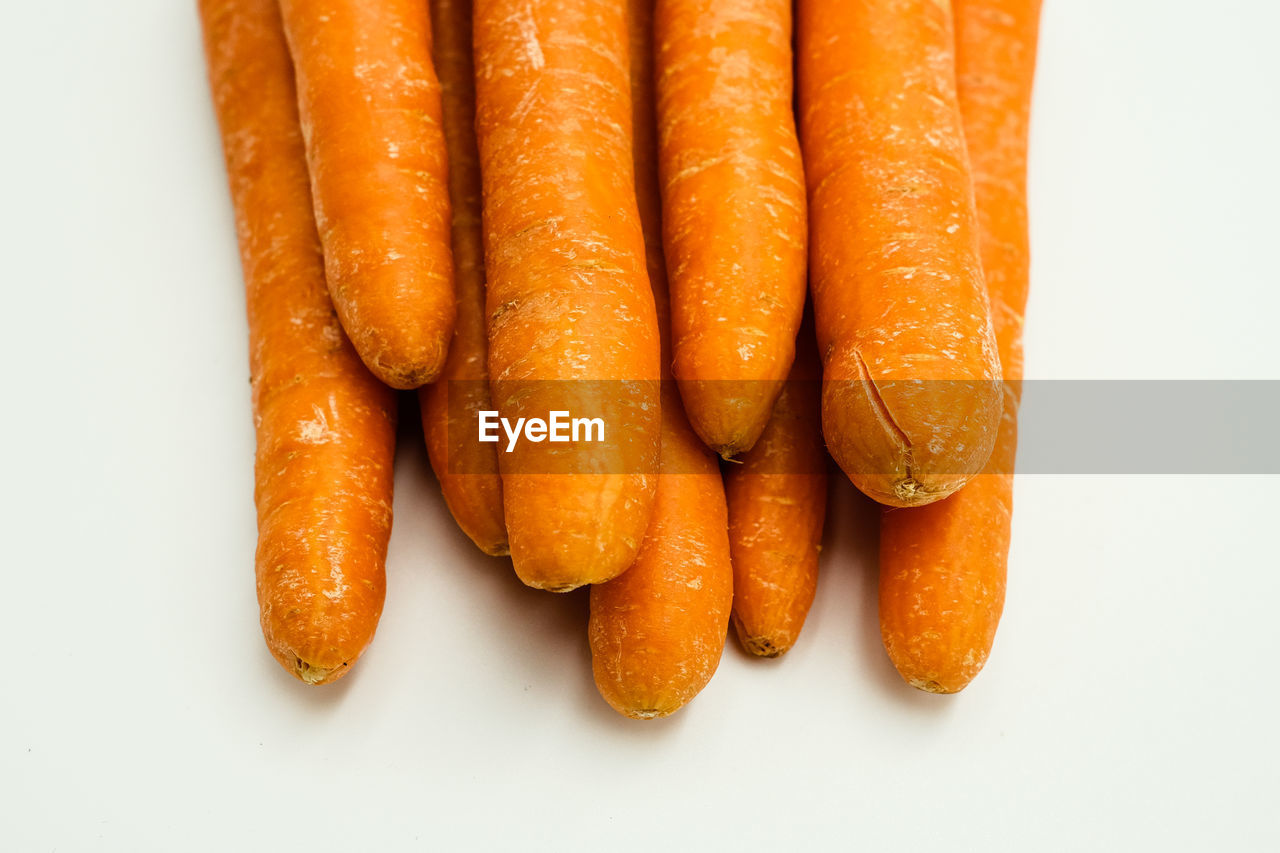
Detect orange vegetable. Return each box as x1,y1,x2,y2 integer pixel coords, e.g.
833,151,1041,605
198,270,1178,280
474,0,662,591
278,0,456,389
417,0,507,556
588,386,733,717
589,0,733,718
952,0,1039,395
655,0,808,458
725,312,827,657
879,0,1042,693
797,0,1003,507
201,0,397,685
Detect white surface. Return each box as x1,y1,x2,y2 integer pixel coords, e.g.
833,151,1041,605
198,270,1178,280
2,1,1278,850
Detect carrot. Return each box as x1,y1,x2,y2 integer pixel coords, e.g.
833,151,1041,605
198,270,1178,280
725,311,827,658
878,400,1017,692
655,0,807,459
474,0,662,591
417,0,507,557
277,0,456,390
588,387,734,717
200,0,397,685
797,0,1004,508
589,0,733,718
952,0,1040,396
878,0,1042,693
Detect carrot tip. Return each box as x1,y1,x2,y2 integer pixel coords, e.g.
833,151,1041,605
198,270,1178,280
619,706,673,721
709,427,764,461
740,635,788,658
371,356,445,391
907,677,960,695
894,476,929,503
733,619,793,658
292,656,346,686
529,580,583,593
888,475,962,507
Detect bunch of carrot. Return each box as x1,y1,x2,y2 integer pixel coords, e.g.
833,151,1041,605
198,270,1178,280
200,0,1040,714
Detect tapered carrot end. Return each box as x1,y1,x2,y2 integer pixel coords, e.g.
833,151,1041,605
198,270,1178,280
510,538,640,592
332,278,457,390
292,657,348,686
502,473,654,591
361,336,451,390
895,662,981,695
853,471,970,508
675,376,786,460
881,627,994,696
589,656,716,719
907,677,963,695
506,518,644,591
450,512,509,558
879,562,1001,695
821,348,1003,507
740,637,786,658
258,575,384,688
477,540,511,558
435,471,509,558
607,701,679,721
878,473,1010,697
733,622,794,659
264,644,358,686
590,663,697,720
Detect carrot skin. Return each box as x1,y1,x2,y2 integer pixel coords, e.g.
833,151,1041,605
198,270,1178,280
878,0,1042,693
798,0,1003,508
655,0,808,458
952,0,1040,395
417,0,507,556
879,394,1016,693
278,0,456,389
200,0,397,685
726,313,827,658
588,0,733,719
474,0,662,591
588,385,734,718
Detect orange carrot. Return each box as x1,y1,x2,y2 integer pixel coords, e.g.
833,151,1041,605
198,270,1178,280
879,0,1042,693
588,386,733,717
655,0,807,459
953,0,1039,394
589,0,733,718
417,0,507,556
474,0,662,591
797,0,1003,507
201,0,397,685
725,311,827,658
278,0,456,390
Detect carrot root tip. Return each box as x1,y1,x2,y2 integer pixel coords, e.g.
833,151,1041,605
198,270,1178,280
368,338,449,390
908,677,956,695
532,580,582,593
621,707,671,721
739,633,787,658
292,656,345,685
892,475,960,506
747,641,783,658
374,359,442,391
894,477,927,503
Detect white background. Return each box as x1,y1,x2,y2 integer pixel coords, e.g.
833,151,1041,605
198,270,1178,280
2,1,1278,850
